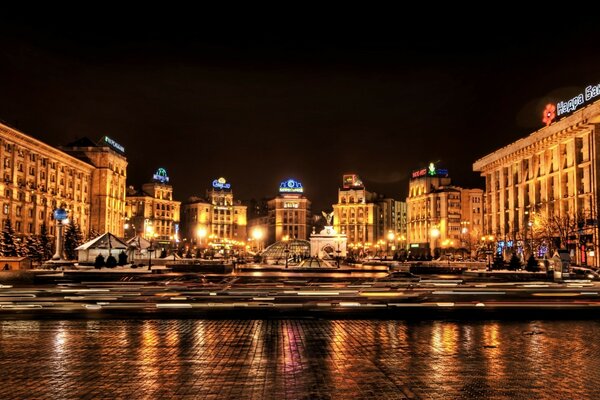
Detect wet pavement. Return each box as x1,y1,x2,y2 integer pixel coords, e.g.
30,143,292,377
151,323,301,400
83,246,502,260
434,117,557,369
1,319,599,399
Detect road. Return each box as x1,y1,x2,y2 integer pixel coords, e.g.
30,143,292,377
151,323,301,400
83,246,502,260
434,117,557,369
1,272,599,317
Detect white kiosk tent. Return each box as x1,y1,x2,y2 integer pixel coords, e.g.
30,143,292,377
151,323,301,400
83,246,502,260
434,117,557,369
126,235,152,264
76,233,128,264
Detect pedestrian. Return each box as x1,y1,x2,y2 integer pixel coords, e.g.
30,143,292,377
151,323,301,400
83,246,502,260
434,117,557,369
2,263,9,271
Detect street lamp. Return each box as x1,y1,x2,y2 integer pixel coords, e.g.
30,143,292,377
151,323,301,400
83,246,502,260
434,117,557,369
431,226,440,258
387,231,395,258
252,227,264,252
283,235,290,269
481,235,495,270
197,227,207,258
335,234,342,268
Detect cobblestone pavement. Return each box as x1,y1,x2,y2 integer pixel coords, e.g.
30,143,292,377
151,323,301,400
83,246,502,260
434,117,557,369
0,319,599,399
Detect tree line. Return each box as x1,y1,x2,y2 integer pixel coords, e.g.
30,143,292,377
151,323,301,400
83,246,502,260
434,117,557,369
0,219,88,263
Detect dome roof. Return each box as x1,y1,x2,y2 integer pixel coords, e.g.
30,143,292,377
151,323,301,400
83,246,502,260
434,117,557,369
261,239,310,259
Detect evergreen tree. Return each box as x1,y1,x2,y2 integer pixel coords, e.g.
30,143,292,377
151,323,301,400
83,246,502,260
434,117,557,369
508,253,522,271
1,220,17,257
64,221,83,260
106,254,117,268
14,236,27,257
94,254,105,269
25,235,44,263
118,251,128,266
526,254,539,272
40,222,53,261
492,254,505,270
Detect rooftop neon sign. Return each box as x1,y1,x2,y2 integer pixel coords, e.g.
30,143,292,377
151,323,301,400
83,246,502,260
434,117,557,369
280,179,303,193
101,136,125,153
153,168,169,183
212,177,231,190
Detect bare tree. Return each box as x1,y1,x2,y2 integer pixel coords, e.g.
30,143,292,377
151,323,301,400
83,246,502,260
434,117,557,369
532,210,593,255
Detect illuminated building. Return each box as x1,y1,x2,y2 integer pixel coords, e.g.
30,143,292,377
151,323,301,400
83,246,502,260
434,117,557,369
246,179,311,246
0,122,128,238
332,174,404,249
124,168,181,244
407,163,483,257
268,179,311,243
61,136,127,237
474,90,600,266
181,177,247,244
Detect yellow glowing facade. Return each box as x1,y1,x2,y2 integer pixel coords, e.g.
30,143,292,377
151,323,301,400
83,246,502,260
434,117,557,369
0,122,94,237
181,179,247,243
407,170,482,256
0,122,128,239
268,195,311,242
61,137,127,237
332,176,404,247
125,180,181,243
473,99,600,266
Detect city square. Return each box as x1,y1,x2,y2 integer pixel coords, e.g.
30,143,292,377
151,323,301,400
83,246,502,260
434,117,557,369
1,11,600,399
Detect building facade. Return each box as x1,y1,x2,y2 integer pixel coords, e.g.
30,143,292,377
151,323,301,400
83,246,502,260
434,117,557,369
124,168,181,244
407,163,483,257
0,122,95,237
61,136,128,237
181,177,247,245
268,179,311,243
0,122,128,239
473,95,600,266
332,174,405,253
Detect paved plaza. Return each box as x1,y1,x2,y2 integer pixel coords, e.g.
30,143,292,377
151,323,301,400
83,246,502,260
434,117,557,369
0,319,599,399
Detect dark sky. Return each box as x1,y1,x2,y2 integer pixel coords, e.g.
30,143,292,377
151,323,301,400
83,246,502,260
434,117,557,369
0,13,599,212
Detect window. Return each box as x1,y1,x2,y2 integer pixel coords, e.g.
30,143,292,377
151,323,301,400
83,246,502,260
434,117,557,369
3,204,8,214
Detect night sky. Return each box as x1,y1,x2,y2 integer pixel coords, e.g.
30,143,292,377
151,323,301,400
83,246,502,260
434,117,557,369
0,14,599,212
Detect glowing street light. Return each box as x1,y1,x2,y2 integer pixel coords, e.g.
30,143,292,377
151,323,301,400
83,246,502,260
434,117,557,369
283,235,290,269
251,227,264,252
387,231,395,257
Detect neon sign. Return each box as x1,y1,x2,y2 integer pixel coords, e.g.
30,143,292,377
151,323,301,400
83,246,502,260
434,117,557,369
212,177,231,190
542,104,556,126
412,168,427,178
342,174,363,188
412,163,448,179
546,81,600,122
279,179,303,193
152,167,169,183
101,136,125,153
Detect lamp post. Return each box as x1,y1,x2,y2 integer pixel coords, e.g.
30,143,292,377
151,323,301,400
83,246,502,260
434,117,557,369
197,227,207,258
147,239,155,271
461,223,469,260
482,235,495,271
430,226,440,259
387,231,395,258
335,235,342,268
283,235,290,269
252,227,264,252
